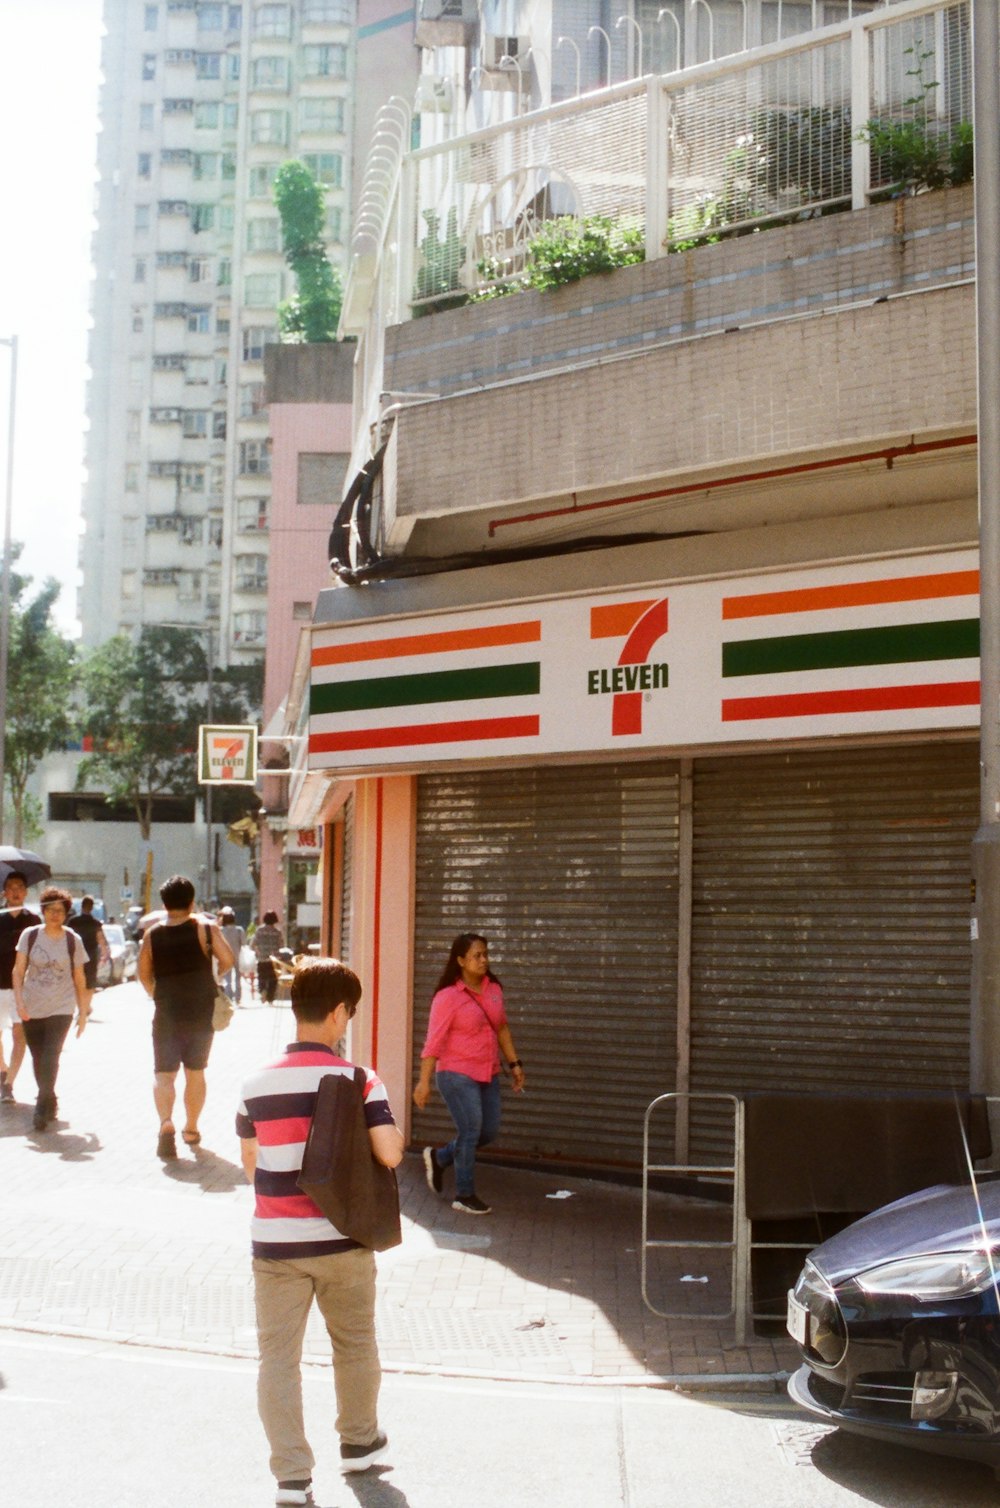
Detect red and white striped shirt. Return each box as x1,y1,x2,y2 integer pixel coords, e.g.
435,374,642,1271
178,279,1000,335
236,1041,397,1259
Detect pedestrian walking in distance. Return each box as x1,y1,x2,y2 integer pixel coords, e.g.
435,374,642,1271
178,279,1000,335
413,932,525,1215
138,873,234,1159
217,906,245,1003
66,895,106,993
253,909,284,1005
237,957,403,1507
12,886,92,1130
0,870,40,1103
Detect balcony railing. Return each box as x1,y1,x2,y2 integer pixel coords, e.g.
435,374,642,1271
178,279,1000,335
343,0,971,349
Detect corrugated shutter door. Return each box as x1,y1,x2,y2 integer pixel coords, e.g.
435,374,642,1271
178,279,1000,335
688,741,978,1158
339,793,353,966
413,760,680,1171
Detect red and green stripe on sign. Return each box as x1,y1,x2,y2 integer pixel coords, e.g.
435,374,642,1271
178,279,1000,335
721,569,980,722
309,620,542,756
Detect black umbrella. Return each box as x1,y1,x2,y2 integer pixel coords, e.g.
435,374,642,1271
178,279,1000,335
0,846,52,889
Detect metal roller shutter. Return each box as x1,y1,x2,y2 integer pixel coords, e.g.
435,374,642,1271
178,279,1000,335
688,741,979,1158
339,794,353,966
412,760,680,1171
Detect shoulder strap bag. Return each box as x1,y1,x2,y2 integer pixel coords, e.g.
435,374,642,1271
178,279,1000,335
297,1066,402,1251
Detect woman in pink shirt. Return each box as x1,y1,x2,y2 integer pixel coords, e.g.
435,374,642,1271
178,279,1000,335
413,932,525,1215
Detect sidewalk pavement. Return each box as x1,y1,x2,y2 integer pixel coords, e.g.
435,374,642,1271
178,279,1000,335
0,983,797,1386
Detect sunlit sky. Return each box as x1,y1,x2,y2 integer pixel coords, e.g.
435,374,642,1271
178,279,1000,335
0,0,104,636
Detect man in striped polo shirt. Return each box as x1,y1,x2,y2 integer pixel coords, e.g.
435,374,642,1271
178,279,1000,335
237,958,404,1508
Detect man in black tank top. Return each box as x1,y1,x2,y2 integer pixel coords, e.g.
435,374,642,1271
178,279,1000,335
137,873,235,1160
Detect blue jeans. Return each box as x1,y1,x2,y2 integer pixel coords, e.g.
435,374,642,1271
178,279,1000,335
434,1071,502,1197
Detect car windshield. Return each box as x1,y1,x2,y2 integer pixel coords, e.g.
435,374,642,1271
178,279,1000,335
103,926,125,946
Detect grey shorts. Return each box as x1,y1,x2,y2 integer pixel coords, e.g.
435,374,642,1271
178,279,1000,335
152,1020,214,1073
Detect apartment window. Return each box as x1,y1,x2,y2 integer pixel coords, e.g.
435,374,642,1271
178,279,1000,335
217,257,232,286
196,52,222,78
214,357,228,384
212,411,226,439
244,272,280,307
182,464,206,491
236,554,268,592
302,44,346,78
228,5,243,29
127,410,142,439
233,611,266,643
187,305,211,333
292,601,312,621
298,452,348,506
137,152,152,178
246,217,280,252
140,102,155,129
142,54,157,80
250,109,288,145
193,152,219,180
227,53,241,79
254,4,290,38
299,99,343,134
134,257,147,283
239,439,270,475
219,204,235,235
303,0,350,18
239,382,266,418
182,409,209,438
195,100,220,128
216,312,230,335
198,2,224,26
186,356,212,383
326,206,343,243
125,463,140,492
145,5,160,27
189,255,212,282
249,163,278,197
302,151,342,187
208,516,224,547
134,204,151,232
191,203,215,232
238,496,269,530
252,55,288,90
209,460,225,493
132,311,145,333
241,325,274,361
221,151,236,180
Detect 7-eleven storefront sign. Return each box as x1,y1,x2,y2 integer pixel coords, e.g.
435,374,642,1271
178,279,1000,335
308,548,981,772
198,724,259,784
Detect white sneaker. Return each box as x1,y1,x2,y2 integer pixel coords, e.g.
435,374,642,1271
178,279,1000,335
340,1431,389,1473
275,1482,314,1505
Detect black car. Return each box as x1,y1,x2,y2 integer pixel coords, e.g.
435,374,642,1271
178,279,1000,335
788,1176,1000,1469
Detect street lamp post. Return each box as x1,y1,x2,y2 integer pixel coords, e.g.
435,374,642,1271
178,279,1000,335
0,335,18,846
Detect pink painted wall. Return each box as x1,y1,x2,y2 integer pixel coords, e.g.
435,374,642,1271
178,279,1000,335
259,390,353,923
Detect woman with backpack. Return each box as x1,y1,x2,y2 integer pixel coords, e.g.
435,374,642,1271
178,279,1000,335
11,885,91,1131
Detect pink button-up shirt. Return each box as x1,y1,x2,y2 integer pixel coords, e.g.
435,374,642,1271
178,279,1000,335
421,978,507,1082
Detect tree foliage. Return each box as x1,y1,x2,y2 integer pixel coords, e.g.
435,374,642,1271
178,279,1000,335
273,160,343,342
77,627,262,842
3,552,78,845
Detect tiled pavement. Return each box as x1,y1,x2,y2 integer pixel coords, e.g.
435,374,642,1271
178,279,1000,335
0,983,797,1385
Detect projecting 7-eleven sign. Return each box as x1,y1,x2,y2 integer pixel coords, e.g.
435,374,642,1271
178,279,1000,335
198,724,258,785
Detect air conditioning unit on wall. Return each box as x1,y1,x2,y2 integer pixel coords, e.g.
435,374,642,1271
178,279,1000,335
481,33,530,72
415,74,455,114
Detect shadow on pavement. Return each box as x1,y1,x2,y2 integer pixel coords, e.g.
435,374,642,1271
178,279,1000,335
343,1467,413,1508
809,1423,997,1504
160,1145,246,1192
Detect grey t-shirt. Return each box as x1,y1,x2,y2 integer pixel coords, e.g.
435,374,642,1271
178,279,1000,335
16,927,89,1019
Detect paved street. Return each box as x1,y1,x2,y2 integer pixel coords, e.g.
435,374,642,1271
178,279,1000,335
4,1330,998,1507
0,981,794,1383
5,983,999,1505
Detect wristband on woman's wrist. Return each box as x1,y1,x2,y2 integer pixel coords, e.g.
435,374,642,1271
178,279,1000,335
508,1059,522,1069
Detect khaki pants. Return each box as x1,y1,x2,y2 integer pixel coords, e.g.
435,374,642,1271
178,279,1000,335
253,1247,380,1483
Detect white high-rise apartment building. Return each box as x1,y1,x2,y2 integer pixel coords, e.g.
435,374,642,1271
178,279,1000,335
81,0,355,662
